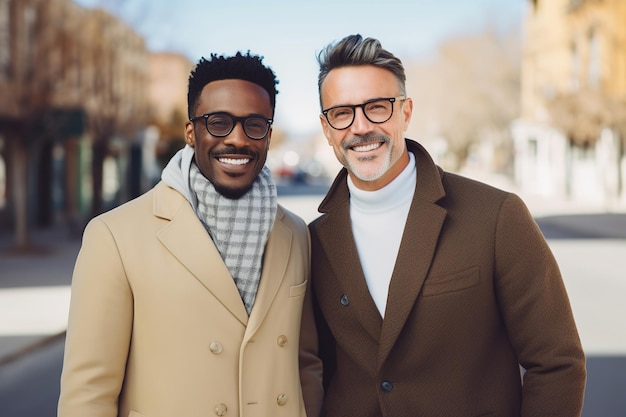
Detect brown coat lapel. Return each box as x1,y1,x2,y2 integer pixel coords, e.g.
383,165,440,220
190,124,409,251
314,140,447,367
378,144,446,364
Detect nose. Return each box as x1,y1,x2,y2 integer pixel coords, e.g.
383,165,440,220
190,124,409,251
222,120,249,147
350,106,371,133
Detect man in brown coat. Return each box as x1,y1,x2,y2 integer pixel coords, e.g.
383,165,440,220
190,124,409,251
305,34,586,416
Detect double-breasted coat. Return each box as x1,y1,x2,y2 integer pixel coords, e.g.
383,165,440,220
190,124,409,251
306,139,586,417
58,181,320,417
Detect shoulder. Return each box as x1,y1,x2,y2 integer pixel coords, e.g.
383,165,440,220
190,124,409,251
442,170,513,204
85,182,189,233
277,204,308,239
442,171,510,198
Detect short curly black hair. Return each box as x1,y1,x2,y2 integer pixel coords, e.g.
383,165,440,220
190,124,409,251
187,51,279,119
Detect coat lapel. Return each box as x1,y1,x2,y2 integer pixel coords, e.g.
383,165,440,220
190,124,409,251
153,183,248,326
377,198,446,364
316,177,383,341
377,141,447,365
317,140,448,366
244,207,292,338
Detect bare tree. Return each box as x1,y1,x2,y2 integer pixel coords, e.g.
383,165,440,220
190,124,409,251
81,8,149,217
5,0,151,250
548,89,626,196
8,0,77,249
406,26,521,172
547,89,626,146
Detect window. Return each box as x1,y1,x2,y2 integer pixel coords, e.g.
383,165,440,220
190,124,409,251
588,27,601,88
0,0,11,80
0,136,5,209
22,5,36,79
570,41,580,91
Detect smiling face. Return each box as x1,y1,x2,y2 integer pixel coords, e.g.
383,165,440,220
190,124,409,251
185,79,272,199
320,65,413,191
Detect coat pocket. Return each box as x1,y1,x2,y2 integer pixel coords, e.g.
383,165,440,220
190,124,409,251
289,279,308,297
422,266,480,296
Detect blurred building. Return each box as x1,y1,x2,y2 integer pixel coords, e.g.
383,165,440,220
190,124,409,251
0,0,149,243
513,0,626,208
149,52,193,126
144,52,193,187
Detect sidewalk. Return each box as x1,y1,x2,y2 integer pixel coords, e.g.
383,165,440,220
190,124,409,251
1,186,625,365
0,225,80,364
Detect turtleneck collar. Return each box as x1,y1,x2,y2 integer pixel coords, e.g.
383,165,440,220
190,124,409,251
347,152,416,213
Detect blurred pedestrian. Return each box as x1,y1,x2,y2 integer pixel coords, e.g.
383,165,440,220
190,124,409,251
58,51,322,417
305,33,586,416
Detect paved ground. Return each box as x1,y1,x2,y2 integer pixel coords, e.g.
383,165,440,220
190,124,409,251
0,226,78,365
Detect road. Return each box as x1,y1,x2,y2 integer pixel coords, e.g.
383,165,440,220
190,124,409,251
1,186,625,416
0,334,64,416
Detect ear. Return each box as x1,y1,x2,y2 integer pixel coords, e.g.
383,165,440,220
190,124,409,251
265,127,272,148
402,97,413,131
185,122,196,147
320,114,333,145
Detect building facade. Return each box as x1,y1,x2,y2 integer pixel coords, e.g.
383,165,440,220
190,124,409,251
143,52,193,188
0,0,149,243
513,0,626,207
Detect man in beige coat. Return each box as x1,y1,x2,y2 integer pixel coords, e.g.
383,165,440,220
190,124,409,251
58,52,322,417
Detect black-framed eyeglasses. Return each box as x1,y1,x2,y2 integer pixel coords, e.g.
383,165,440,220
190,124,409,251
321,96,406,130
189,112,273,140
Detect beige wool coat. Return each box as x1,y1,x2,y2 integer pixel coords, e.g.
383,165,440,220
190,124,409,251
58,181,321,417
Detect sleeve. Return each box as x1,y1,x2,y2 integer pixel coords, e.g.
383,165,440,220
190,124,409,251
494,193,586,417
58,218,133,417
299,228,324,417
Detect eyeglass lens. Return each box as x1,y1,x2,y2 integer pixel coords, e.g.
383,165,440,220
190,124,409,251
326,98,395,130
205,113,269,139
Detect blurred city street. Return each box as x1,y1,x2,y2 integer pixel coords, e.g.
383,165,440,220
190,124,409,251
1,182,626,416
2,0,626,415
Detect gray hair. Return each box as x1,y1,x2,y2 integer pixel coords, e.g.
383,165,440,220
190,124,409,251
316,34,407,109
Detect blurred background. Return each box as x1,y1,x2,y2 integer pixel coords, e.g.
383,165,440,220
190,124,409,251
0,0,624,244
0,1,626,415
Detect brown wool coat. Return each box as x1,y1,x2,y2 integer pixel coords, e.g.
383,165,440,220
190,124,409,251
58,181,322,417
306,139,586,417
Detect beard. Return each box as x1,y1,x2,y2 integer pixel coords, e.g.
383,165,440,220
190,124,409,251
340,132,393,182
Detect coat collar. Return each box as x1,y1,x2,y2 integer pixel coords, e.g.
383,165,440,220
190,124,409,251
314,139,447,364
152,182,291,331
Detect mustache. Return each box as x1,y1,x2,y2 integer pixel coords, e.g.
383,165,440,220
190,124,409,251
342,132,390,151
212,146,256,158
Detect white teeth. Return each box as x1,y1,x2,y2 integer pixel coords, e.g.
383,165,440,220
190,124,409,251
219,157,250,165
353,142,381,152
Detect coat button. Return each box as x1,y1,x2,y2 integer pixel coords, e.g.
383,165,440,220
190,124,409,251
209,341,223,354
277,335,288,347
276,393,288,406
381,380,393,392
214,403,228,415
340,294,350,306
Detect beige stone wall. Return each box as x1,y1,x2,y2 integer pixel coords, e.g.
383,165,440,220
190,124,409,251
149,52,193,125
522,0,626,121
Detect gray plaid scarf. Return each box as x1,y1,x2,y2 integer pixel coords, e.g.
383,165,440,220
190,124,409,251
189,162,277,315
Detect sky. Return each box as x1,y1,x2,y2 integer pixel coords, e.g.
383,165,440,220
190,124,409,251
75,0,525,137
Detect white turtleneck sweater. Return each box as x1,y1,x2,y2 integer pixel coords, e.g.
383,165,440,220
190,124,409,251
348,152,416,317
